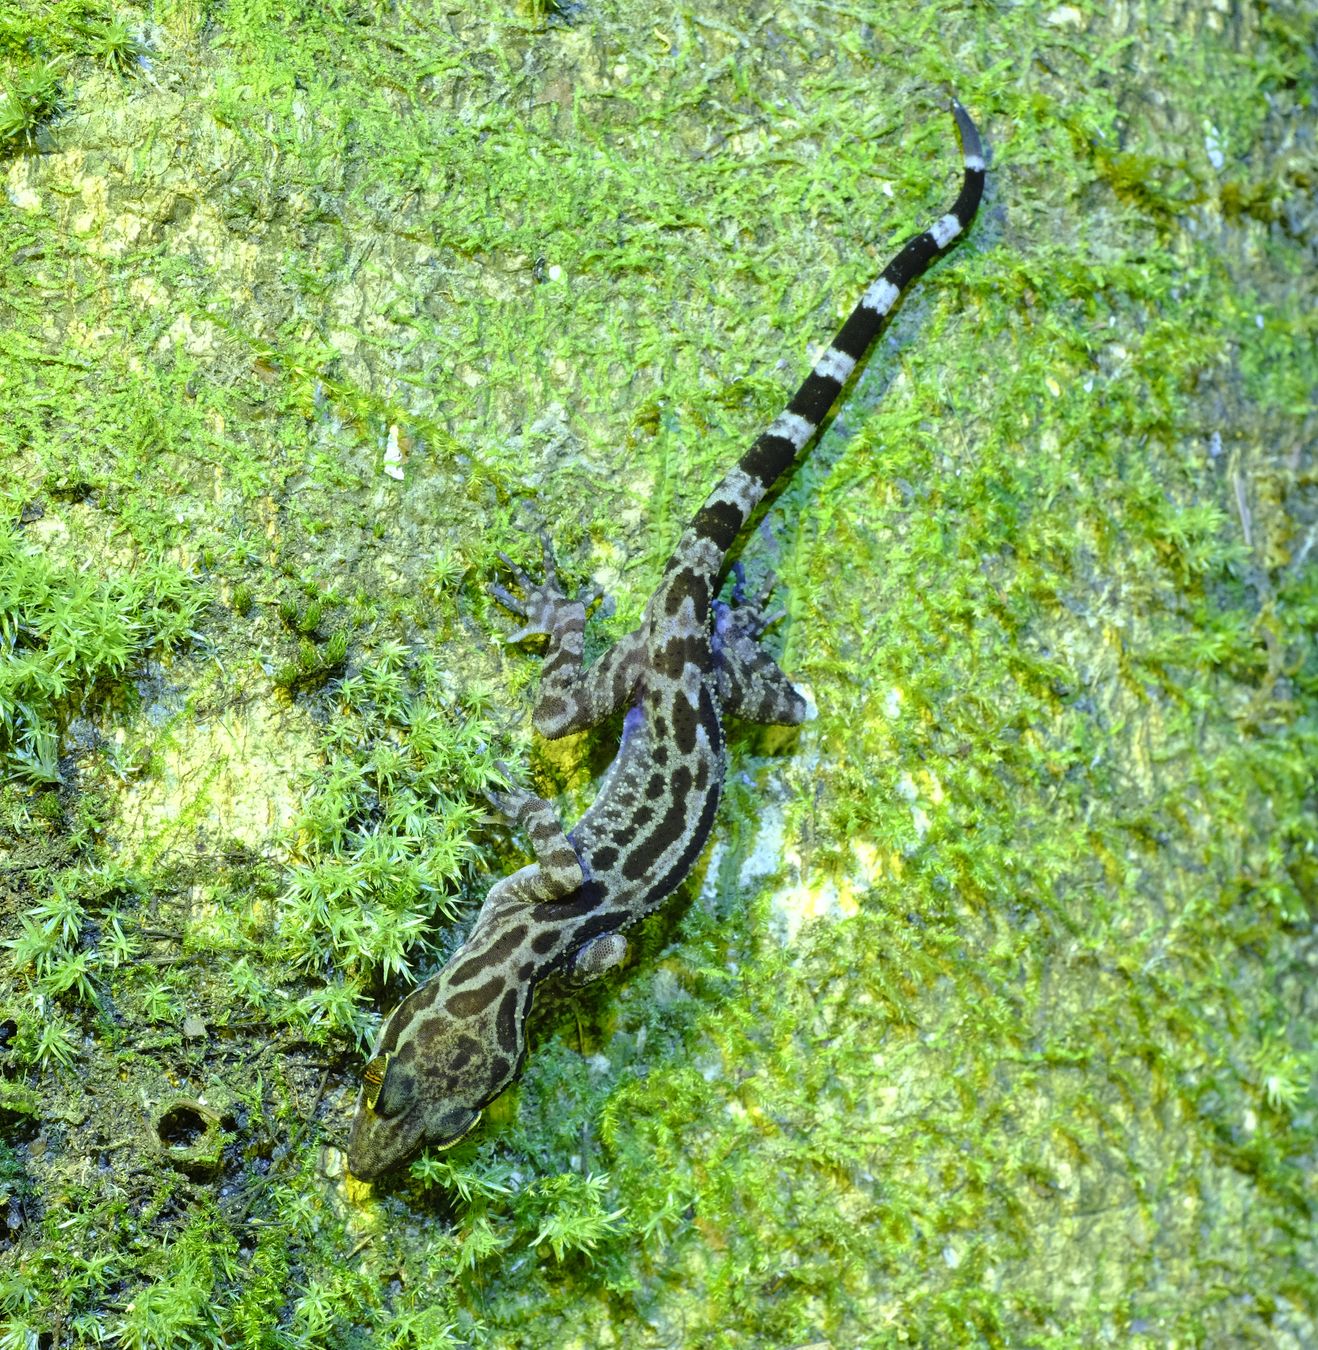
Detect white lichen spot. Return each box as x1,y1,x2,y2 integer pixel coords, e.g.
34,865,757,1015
884,686,903,718
383,424,405,480
546,263,562,282
165,311,217,356
772,878,845,944
798,681,818,721
131,275,169,309
723,801,789,889
1204,121,1225,171
896,771,935,838
851,839,883,887
1045,5,1083,25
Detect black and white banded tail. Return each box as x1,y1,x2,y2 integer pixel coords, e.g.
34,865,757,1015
680,98,985,566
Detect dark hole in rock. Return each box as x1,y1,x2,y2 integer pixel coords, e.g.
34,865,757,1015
158,1104,209,1148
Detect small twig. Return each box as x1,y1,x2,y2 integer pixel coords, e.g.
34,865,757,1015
308,1066,331,1117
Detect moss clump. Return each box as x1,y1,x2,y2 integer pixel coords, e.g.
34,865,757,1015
274,640,505,1040
0,59,64,152
0,532,205,784
0,2,150,154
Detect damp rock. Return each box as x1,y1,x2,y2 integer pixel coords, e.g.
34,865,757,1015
153,1098,223,1179
0,1079,40,1137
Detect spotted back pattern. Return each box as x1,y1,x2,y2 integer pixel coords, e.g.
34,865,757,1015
347,100,985,1180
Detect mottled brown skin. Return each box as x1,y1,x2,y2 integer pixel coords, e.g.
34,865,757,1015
347,101,985,1181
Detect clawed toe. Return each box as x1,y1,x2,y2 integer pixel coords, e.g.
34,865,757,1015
488,581,529,616
489,530,602,644
485,760,523,818
536,529,560,587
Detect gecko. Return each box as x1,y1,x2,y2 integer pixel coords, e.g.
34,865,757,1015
346,99,985,1180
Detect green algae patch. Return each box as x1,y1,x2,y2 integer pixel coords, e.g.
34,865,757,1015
1,0,1314,1345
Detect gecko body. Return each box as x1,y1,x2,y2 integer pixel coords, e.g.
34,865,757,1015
347,101,984,1180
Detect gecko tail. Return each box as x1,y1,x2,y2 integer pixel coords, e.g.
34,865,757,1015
678,98,986,568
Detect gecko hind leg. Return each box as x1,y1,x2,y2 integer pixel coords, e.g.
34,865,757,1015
713,575,807,726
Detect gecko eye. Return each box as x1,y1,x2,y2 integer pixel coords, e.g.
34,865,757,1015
363,1053,416,1119
362,1054,390,1112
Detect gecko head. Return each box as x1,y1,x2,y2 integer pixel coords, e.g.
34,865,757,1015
345,978,525,1181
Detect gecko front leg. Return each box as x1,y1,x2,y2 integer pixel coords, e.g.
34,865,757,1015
485,766,628,981
484,763,583,903
490,531,648,738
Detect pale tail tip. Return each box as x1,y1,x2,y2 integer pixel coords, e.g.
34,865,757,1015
948,96,983,164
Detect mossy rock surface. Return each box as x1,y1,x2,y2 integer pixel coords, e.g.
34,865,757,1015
1,1,1314,1346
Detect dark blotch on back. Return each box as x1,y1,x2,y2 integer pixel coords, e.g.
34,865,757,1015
656,635,693,681
634,762,723,910
672,698,698,755
445,973,504,1019
450,922,529,985
622,838,656,882
479,1056,511,1103
538,691,568,720
451,1036,480,1072
663,569,701,617
697,683,721,749
495,988,520,1055
642,796,693,866
590,844,619,872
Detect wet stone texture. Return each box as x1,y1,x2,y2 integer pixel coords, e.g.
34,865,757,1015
0,0,1313,1346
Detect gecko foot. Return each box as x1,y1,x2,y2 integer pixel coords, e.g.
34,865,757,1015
489,530,602,643
725,568,785,640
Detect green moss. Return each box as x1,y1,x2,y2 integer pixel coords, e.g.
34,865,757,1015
0,2,153,153
0,58,65,151
0,534,205,784
0,0,1313,1343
